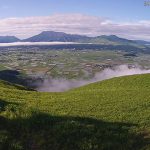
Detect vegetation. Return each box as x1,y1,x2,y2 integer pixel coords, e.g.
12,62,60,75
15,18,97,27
0,74,150,150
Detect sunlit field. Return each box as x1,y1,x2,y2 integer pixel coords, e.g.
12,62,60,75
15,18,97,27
0,74,150,150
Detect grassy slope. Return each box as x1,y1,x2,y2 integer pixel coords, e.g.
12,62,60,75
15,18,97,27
0,74,150,150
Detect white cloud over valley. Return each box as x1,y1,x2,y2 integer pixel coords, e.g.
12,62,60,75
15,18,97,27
0,13,150,41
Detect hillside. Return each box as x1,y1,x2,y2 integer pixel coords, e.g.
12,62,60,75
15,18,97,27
0,74,150,150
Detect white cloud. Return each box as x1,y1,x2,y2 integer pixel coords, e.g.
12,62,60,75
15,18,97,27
0,13,150,41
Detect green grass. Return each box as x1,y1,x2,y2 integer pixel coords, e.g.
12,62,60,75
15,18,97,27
0,74,150,150
0,65,6,71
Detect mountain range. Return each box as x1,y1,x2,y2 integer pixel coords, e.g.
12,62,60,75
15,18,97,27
1,31,150,46
0,36,20,43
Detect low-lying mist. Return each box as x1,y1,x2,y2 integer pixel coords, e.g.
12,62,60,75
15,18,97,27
36,65,150,92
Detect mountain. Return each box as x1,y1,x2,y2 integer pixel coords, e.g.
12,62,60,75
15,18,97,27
96,35,135,44
135,40,150,45
23,31,90,42
0,36,20,43
0,74,150,149
0,31,150,47
82,35,137,45
23,31,145,46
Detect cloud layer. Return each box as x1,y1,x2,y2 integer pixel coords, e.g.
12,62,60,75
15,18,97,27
0,42,77,47
1,14,150,40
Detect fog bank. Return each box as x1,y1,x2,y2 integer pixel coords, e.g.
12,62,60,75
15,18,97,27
36,65,150,92
0,42,77,47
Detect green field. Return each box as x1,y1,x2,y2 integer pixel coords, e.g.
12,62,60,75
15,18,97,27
0,74,150,150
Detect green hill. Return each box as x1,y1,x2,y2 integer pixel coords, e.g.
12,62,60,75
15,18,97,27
0,74,150,150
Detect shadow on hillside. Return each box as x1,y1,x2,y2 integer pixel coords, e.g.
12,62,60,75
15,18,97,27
0,111,149,150
0,70,28,85
0,70,40,90
0,99,19,112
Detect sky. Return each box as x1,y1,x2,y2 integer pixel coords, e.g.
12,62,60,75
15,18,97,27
0,0,150,40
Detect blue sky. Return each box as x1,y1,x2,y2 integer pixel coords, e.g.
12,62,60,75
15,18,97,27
0,0,150,40
0,0,149,21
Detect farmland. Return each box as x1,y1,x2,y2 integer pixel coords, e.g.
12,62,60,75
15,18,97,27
0,46,150,82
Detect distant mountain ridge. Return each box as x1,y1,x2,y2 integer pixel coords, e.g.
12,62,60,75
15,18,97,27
23,31,90,42
0,36,20,43
0,31,150,46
